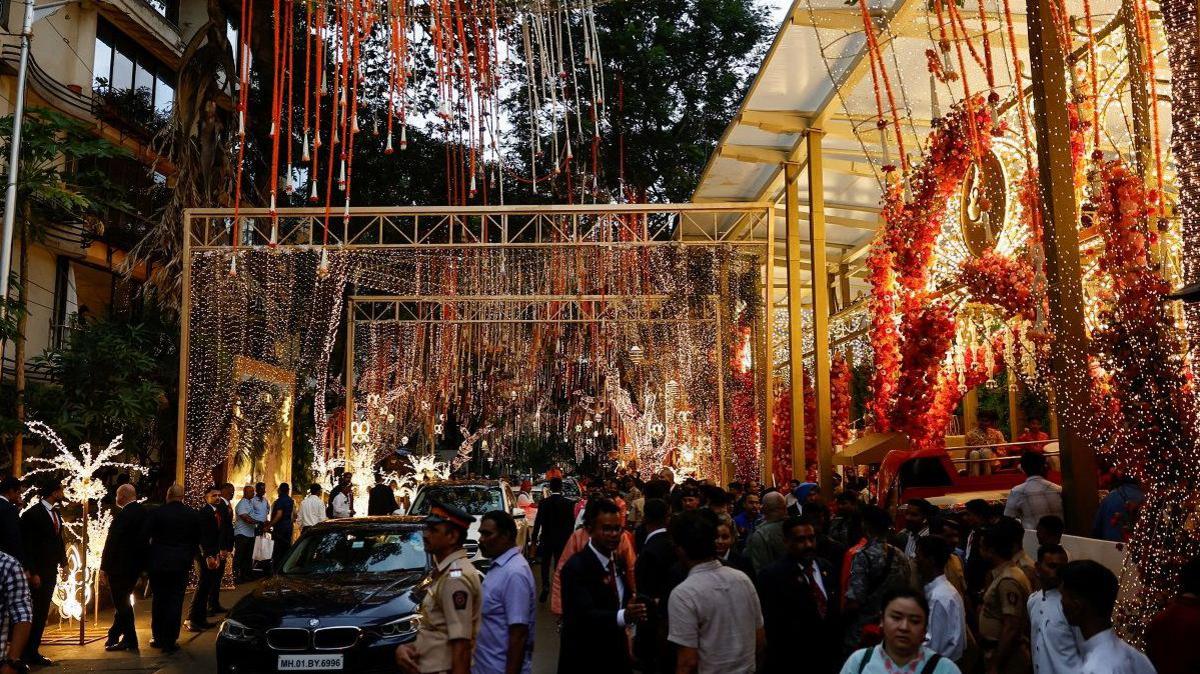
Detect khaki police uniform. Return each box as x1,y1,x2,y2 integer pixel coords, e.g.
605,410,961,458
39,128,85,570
978,560,1032,674
413,547,482,673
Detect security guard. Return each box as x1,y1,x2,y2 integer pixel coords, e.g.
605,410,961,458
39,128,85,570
396,500,482,674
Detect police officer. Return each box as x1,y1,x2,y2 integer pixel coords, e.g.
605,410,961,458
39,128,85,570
396,500,482,674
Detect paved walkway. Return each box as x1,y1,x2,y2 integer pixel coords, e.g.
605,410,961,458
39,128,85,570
39,562,564,673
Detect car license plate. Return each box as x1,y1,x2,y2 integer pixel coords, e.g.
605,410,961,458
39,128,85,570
278,654,343,670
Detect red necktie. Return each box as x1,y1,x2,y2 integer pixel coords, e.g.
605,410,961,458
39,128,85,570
805,564,827,619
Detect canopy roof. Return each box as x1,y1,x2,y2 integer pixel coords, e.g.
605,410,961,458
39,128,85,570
690,0,1172,307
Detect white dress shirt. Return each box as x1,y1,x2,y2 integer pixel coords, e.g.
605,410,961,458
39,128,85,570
299,494,327,528
330,491,351,519
1028,588,1083,674
588,541,627,627
923,574,966,661
1004,475,1064,529
1079,628,1156,674
904,526,930,558
644,527,667,544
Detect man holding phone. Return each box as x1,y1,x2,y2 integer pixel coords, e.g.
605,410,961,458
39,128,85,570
558,498,647,674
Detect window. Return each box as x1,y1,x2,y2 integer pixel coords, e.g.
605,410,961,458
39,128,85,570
93,19,175,114
144,0,179,24
282,530,427,576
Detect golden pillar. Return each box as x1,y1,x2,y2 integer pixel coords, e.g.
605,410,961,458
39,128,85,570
807,131,834,495
785,162,807,480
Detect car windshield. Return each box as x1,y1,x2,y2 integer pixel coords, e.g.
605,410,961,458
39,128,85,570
411,486,502,516
281,530,426,575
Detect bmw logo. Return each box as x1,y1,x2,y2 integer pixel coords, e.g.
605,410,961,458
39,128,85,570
308,619,320,628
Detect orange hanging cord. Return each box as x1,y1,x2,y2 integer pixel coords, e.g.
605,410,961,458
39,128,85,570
1079,0,1103,153
857,0,908,174
1133,0,1165,207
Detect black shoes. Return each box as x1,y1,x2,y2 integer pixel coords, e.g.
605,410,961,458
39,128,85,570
185,620,213,632
26,654,53,666
105,640,138,652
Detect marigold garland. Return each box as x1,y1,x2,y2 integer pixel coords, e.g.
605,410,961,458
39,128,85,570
958,249,1037,319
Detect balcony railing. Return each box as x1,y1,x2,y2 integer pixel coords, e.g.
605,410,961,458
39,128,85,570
92,83,170,142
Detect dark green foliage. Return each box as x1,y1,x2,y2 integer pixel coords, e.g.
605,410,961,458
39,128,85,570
32,310,177,463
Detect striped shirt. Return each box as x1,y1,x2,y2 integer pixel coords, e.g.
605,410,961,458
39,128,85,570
0,549,32,660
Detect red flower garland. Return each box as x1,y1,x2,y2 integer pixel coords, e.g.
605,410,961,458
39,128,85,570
771,386,793,486
832,352,853,447
958,248,1037,319
868,97,996,435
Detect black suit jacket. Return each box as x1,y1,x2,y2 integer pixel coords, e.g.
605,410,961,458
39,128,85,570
143,501,201,574
558,546,633,674
634,531,680,672
0,496,23,564
533,493,575,554
19,503,66,576
198,503,222,558
216,498,234,552
101,501,149,579
756,555,842,674
367,484,398,516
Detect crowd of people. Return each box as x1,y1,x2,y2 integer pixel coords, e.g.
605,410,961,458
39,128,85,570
0,461,1195,674
0,474,312,672
504,468,1193,674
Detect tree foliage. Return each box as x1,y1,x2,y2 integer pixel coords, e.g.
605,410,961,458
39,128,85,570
33,311,177,461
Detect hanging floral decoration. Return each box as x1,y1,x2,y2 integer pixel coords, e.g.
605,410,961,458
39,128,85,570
771,386,793,487
867,96,996,437
831,352,853,447
958,248,1037,319
1082,159,1200,644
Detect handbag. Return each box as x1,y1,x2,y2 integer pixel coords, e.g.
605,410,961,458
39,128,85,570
253,533,275,561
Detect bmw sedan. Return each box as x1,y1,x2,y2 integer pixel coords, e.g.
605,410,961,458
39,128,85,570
216,517,430,673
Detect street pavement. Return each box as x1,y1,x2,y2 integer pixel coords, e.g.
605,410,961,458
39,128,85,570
42,562,563,673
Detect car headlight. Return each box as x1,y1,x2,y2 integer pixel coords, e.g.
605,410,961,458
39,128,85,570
376,614,420,638
219,618,258,642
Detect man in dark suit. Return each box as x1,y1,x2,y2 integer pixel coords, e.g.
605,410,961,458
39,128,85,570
756,515,842,674
101,483,148,651
558,498,647,674
19,480,66,666
634,498,678,674
367,474,398,516
532,477,575,602
0,475,24,564
208,482,235,615
143,482,201,653
187,485,223,632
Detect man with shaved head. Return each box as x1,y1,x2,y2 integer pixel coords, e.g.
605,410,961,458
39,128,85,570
101,482,148,651
745,490,789,577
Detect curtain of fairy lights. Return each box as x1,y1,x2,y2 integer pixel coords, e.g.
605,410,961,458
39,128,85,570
182,244,762,494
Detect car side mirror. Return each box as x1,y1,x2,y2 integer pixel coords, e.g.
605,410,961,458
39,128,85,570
511,507,525,519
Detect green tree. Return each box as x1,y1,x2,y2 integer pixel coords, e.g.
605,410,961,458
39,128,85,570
0,107,128,469
33,311,176,463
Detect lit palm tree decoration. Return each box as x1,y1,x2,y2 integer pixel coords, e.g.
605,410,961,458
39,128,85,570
22,421,144,636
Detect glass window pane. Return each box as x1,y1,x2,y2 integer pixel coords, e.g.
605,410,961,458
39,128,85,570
154,76,173,113
134,62,153,95
92,38,111,88
111,50,132,90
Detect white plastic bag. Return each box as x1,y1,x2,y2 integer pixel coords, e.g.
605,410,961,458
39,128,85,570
252,533,275,562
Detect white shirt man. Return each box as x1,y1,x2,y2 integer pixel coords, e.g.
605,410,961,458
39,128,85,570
923,573,966,661
1079,628,1155,674
330,489,352,519
299,490,327,529
668,559,763,674
1028,587,1083,674
1005,474,1064,529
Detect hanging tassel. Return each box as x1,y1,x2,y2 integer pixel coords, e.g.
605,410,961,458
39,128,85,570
317,247,330,277
314,130,322,149
302,134,311,162
343,200,351,222
229,256,238,277
238,110,246,138
566,138,573,160
372,117,379,137
338,159,347,189
269,121,276,137
385,131,395,154
351,116,360,135
400,125,408,151
269,219,279,247
469,174,477,198
269,192,277,215
309,179,319,203
284,166,294,194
